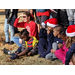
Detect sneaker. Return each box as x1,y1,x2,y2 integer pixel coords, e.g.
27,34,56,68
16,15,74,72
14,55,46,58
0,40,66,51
9,41,14,45
3,41,10,45
51,58,58,61
38,54,42,58
3,48,11,54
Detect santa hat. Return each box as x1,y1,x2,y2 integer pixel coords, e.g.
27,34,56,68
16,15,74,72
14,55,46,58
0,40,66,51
66,25,75,37
41,18,58,28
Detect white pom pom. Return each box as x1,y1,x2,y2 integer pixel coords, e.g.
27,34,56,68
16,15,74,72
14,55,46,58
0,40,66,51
41,22,45,26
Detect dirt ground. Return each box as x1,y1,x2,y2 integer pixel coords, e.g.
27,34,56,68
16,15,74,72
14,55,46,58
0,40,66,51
0,9,63,65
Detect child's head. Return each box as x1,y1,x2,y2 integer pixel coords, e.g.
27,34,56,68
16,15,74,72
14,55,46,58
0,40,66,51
66,25,75,48
20,29,29,41
53,26,62,37
23,11,34,22
59,27,67,41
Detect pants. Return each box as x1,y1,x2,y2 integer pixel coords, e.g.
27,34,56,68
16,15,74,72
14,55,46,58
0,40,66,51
16,46,22,53
45,42,57,59
13,37,22,47
38,38,48,54
36,15,49,24
4,18,14,42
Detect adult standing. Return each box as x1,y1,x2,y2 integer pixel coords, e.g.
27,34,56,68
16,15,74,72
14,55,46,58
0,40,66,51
66,9,75,25
36,9,51,33
4,9,18,45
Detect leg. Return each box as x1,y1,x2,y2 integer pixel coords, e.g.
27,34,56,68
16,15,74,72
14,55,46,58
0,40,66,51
4,19,9,42
13,37,22,47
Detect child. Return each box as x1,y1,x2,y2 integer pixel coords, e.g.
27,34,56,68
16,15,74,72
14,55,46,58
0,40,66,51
65,25,75,65
45,26,63,61
38,18,59,58
10,29,38,60
50,28,69,64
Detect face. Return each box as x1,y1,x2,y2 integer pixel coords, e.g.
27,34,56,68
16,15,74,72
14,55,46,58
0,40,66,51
53,29,59,37
47,26,53,31
23,35,28,41
23,14,30,22
60,35,67,41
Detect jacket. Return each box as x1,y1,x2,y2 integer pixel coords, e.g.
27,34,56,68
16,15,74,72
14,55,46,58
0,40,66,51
5,9,18,24
65,42,75,65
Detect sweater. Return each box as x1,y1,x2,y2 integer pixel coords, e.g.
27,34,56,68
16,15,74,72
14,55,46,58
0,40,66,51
65,42,75,65
14,18,39,40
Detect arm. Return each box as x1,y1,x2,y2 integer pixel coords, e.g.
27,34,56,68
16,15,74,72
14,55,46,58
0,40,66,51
65,43,75,65
14,18,25,28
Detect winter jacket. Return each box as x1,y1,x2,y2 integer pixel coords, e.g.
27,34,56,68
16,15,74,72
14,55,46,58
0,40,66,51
5,9,18,24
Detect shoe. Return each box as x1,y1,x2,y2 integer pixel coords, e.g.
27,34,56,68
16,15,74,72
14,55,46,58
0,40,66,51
2,48,11,54
9,41,14,45
38,54,42,58
10,54,19,60
3,41,10,45
51,58,58,61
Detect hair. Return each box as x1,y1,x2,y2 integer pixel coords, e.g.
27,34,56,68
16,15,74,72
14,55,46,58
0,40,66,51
23,11,34,21
54,25,63,31
59,27,66,36
20,29,29,36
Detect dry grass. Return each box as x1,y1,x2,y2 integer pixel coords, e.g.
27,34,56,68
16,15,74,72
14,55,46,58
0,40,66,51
0,9,63,65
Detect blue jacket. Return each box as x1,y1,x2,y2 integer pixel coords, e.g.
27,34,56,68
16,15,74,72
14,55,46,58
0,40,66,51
65,42,75,65
36,9,49,12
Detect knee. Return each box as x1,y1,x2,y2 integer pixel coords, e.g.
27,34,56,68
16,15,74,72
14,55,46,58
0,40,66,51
45,55,50,60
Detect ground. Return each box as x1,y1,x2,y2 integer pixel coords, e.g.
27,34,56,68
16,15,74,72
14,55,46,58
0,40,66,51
0,9,63,65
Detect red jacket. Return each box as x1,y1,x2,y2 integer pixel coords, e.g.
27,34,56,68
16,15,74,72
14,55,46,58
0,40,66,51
14,18,39,40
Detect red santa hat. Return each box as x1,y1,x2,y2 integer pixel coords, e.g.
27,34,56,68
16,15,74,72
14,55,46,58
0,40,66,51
66,25,75,37
41,18,58,28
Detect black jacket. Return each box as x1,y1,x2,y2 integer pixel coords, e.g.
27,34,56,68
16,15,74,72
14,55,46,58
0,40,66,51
5,9,18,24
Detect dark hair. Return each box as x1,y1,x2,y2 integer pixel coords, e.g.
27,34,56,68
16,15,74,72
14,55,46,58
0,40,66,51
23,11,34,21
59,27,66,36
20,29,29,36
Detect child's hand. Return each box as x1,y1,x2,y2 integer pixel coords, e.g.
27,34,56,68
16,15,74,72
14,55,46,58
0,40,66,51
47,30,50,35
19,39,22,44
18,14,24,18
58,44,63,49
69,61,73,65
51,49,56,54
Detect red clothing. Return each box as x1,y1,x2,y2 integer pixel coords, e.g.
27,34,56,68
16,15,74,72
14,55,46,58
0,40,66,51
36,11,51,17
14,18,39,39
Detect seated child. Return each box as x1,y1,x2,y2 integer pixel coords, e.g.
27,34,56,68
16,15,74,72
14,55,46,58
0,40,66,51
45,26,63,61
65,25,75,65
50,27,69,64
38,18,59,58
10,29,38,60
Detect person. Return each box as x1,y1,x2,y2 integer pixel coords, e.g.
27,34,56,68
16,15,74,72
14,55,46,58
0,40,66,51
38,18,61,58
66,9,75,25
36,9,51,33
45,26,63,61
65,25,75,65
51,9,69,28
50,27,69,64
10,29,38,60
4,9,16,45
13,11,39,47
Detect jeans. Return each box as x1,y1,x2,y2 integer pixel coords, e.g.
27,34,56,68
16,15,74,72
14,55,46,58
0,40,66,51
4,18,14,42
13,37,22,47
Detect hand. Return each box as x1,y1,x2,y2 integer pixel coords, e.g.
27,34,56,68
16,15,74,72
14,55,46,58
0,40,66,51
19,39,22,44
58,44,63,48
69,61,73,65
18,14,24,18
51,49,56,54
47,30,50,35
28,52,31,56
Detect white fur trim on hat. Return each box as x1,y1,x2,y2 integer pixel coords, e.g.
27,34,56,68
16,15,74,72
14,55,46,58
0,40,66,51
66,29,75,37
47,22,58,28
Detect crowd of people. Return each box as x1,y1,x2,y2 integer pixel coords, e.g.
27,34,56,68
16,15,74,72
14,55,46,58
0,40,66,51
3,9,75,65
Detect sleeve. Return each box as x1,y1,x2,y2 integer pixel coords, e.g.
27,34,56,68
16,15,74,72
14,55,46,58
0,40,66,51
65,42,75,65
39,28,47,38
14,18,25,28
30,23,38,37
30,43,38,55
7,9,14,23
